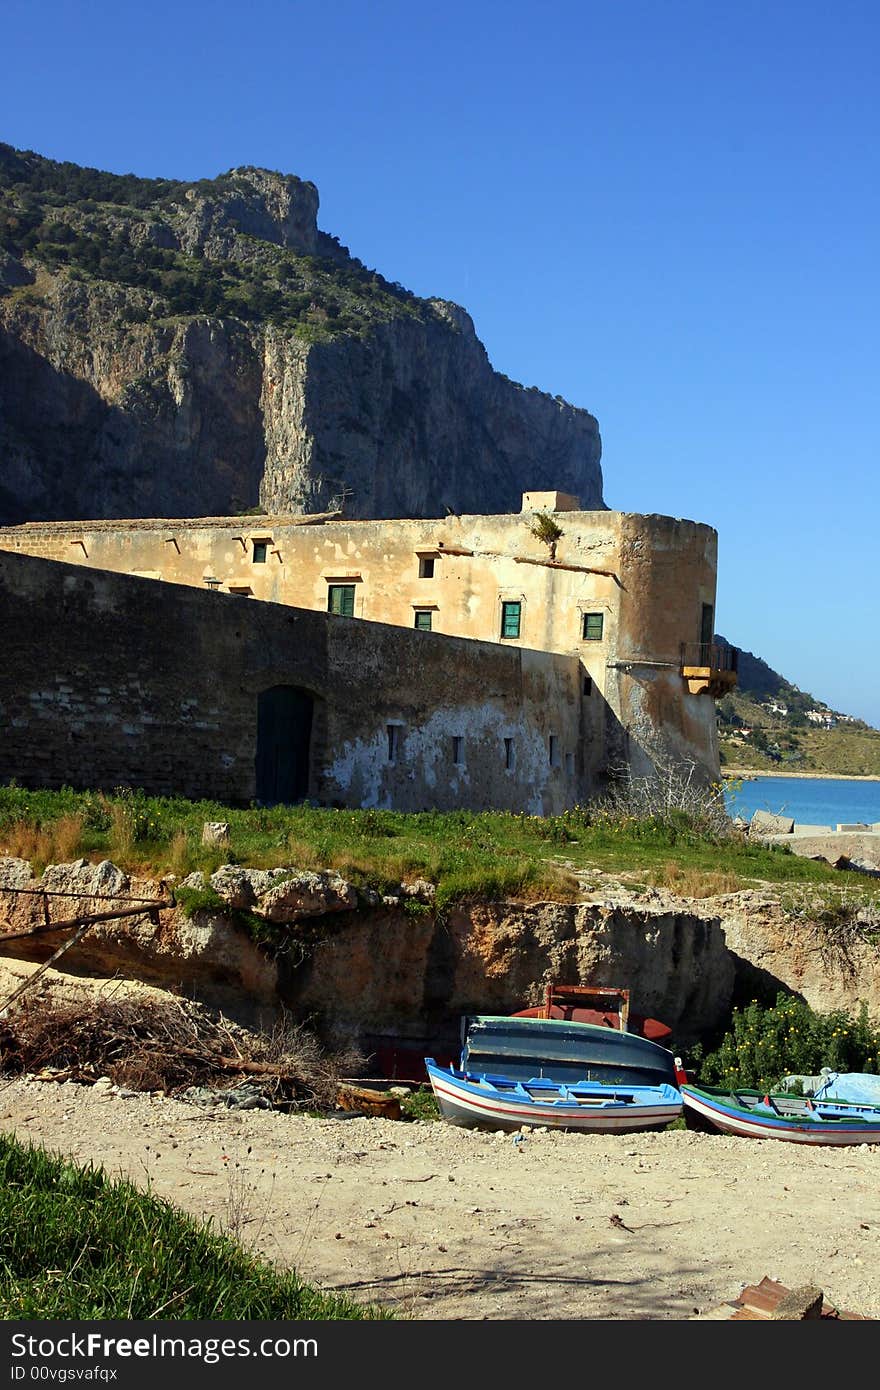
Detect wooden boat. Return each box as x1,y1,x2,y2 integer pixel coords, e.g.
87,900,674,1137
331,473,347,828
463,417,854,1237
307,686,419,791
426,1061,682,1132
681,1083,880,1145
425,1013,682,1132
512,982,673,1044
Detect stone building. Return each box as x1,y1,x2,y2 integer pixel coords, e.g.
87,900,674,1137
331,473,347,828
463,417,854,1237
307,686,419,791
0,492,736,809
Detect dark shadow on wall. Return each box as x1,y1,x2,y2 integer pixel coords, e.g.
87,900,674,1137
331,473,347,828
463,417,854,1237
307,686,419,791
0,326,265,522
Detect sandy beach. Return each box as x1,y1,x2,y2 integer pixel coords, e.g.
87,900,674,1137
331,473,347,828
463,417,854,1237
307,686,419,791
2,1075,878,1322
722,768,880,782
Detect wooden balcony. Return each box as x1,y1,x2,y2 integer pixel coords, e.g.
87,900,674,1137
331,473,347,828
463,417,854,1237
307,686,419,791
680,641,739,697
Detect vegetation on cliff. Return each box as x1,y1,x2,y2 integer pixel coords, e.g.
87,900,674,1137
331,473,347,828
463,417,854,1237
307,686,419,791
0,143,434,341
1,783,874,910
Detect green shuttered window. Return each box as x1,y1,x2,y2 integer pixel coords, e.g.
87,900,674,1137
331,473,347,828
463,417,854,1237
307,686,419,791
501,600,522,639
328,584,356,617
582,611,604,641
414,610,432,631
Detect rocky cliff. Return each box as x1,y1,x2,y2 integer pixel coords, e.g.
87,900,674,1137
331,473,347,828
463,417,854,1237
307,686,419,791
0,145,603,522
3,858,878,1054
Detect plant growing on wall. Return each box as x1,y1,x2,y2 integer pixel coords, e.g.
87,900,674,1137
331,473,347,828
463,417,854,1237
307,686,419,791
529,511,563,562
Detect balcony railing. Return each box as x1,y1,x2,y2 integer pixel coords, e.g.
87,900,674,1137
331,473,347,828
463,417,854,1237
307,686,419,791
680,642,739,674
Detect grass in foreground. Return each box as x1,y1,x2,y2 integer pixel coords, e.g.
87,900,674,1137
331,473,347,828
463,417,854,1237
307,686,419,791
0,782,876,910
0,1132,386,1319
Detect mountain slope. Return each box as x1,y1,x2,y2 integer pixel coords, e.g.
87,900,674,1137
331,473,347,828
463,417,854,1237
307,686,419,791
716,635,880,775
0,145,604,523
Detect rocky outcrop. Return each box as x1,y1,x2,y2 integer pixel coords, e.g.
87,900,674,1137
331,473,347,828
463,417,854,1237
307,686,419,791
4,860,878,1054
0,150,603,523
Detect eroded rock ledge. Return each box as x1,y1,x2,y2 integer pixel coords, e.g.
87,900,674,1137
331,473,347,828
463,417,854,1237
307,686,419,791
1,858,878,1050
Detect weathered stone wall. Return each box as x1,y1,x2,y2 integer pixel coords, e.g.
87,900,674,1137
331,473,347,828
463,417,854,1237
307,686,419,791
0,506,725,786
0,550,583,812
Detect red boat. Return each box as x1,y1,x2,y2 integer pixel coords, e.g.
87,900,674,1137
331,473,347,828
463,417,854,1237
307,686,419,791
512,983,672,1045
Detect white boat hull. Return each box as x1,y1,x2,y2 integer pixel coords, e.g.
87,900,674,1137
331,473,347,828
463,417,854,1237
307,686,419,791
427,1063,682,1134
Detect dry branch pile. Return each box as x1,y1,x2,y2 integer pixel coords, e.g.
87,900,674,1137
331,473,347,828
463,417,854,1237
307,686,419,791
0,996,362,1109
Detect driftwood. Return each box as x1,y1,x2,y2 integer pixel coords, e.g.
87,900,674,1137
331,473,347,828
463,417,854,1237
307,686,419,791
336,1082,402,1120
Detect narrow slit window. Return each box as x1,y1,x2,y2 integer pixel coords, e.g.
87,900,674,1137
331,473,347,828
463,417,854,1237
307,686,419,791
451,736,464,765
504,737,515,771
549,734,558,766
501,600,522,639
387,724,401,763
582,612,604,641
328,584,356,617
414,610,432,631
565,752,574,776
583,675,593,696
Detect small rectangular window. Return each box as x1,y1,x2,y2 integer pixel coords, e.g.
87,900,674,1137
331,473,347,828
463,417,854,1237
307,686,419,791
582,611,604,641
328,584,356,617
228,586,253,597
549,734,558,766
414,610,432,631
451,736,464,765
418,555,436,579
583,675,593,696
252,541,269,564
565,752,574,776
387,724,401,763
504,737,515,771
501,600,522,639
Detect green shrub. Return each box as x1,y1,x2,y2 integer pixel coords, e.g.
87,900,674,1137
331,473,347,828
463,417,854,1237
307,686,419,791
401,1087,440,1121
698,994,880,1090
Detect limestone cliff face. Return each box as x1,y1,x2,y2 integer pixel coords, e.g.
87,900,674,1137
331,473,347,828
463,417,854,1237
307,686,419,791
259,306,602,517
1,289,266,520
0,149,603,522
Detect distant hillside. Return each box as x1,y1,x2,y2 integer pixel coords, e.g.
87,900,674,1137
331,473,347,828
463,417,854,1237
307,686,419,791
0,144,603,523
715,635,880,776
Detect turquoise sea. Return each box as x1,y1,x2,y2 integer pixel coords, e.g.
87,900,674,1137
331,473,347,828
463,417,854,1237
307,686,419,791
724,775,880,827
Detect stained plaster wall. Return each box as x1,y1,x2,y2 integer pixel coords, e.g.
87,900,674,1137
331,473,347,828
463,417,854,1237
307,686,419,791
0,550,585,812
0,505,724,782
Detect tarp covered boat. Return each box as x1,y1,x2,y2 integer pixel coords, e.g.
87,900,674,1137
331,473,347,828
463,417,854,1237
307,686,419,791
681,1083,880,1145
459,1014,679,1089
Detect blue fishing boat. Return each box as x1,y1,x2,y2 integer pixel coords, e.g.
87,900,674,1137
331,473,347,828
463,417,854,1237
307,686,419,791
681,1083,880,1145
426,1014,682,1132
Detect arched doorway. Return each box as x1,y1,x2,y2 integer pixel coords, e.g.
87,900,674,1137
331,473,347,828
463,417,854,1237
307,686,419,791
255,685,314,804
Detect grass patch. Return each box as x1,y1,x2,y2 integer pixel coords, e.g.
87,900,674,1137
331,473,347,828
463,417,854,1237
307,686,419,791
0,1132,387,1318
0,783,877,909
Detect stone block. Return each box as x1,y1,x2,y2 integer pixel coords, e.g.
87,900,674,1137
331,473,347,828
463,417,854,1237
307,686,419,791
769,1286,824,1320
837,823,869,833
201,821,230,846
750,810,794,836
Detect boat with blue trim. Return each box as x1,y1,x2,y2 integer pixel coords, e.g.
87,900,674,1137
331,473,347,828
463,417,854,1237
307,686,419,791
425,1061,683,1132
425,1014,683,1132
680,1083,880,1145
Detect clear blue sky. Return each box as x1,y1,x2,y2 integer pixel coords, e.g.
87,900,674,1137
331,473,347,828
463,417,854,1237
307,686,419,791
3,1,878,724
